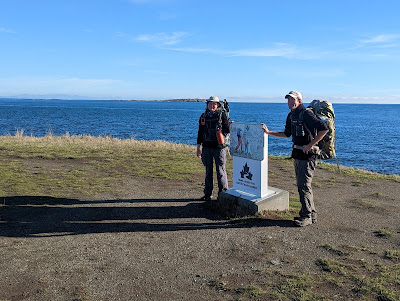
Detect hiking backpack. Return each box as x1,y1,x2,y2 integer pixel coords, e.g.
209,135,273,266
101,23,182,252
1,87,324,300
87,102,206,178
221,99,231,147
306,99,337,161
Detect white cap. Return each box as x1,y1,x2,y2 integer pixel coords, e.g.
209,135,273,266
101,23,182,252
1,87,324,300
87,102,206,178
207,96,220,102
285,90,302,100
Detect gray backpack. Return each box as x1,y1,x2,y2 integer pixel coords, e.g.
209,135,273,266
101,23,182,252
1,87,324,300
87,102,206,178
307,100,336,160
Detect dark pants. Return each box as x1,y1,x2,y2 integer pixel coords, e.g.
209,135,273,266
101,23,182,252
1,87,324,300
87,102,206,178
202,147,228,197
294,158,316,219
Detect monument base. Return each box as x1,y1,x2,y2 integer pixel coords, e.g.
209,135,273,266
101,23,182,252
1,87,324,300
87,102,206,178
217,187,289,217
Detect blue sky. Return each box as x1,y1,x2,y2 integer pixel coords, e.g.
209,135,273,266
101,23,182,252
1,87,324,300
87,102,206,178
1,0,400,103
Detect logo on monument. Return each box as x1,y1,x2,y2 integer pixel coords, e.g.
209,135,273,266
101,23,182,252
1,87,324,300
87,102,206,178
240,163,253,180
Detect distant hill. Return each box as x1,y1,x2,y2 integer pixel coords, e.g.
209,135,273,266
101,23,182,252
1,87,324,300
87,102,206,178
1,94,207,102
156,98,206,102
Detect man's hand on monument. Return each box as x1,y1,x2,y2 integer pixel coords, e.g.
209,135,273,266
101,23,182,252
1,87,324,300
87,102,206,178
261,123,269,134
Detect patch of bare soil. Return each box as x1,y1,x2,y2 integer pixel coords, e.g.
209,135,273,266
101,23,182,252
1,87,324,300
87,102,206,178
0,160,399,300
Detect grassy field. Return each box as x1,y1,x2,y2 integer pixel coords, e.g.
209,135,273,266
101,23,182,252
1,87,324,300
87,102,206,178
1,134,399,301
2,133,397,197
0,134,205,198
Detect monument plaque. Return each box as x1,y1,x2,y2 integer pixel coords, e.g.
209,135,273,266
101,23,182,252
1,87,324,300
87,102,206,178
229,123,272,199
220,122,289,214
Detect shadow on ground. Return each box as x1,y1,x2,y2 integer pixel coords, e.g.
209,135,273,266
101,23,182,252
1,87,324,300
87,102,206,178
0,196,293,237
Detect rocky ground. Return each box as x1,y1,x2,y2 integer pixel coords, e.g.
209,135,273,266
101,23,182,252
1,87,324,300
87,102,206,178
0,158,399,300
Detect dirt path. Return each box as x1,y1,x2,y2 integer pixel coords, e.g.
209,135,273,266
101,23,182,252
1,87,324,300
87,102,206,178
1,163,399,300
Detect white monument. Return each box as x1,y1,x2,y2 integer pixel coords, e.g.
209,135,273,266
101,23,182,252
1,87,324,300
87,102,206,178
220,123,289,214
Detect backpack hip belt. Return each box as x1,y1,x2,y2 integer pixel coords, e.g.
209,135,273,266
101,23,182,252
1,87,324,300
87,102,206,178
293,144,320,153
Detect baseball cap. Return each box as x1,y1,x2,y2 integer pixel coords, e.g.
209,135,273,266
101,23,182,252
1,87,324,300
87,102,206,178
285,90,302,100
207,96,220,103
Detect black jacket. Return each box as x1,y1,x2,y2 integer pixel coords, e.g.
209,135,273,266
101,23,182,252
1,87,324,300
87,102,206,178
197,110,230,148
284,104,328,160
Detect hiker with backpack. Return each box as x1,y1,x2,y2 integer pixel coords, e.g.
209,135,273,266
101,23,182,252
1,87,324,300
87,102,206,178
196,96,230,202
261,90,329,227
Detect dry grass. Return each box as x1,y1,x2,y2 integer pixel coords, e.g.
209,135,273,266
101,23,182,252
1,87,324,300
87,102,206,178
0,134,202,197
0,133,195,151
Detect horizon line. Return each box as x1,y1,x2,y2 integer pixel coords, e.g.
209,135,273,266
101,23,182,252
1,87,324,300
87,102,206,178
1,96,400,105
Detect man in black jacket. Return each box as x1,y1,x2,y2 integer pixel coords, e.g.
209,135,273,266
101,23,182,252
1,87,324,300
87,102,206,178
262,90,328,226
196,96,230,202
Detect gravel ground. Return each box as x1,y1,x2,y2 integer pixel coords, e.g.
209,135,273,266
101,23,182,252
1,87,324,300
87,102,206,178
1,164,399,301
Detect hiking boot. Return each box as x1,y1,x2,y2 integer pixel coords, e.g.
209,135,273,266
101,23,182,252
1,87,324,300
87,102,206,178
294,215,317,224
294,217,313,227
199,195,212,202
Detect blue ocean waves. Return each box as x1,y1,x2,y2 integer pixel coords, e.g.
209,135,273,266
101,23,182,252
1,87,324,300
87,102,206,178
0,98,398,175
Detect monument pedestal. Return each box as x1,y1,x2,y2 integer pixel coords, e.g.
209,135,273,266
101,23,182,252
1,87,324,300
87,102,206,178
222,123,289,216
218,187,289,216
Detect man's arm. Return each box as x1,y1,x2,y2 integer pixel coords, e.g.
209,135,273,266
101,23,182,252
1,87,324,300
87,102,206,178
261,123,289,138
303,129,329,154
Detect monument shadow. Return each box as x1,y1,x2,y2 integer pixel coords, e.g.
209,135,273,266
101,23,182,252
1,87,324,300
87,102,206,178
0,196,293,238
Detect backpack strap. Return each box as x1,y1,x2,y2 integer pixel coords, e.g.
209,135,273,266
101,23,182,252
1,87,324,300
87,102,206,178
301,108,316,141
200,112,206,126
290,109,314,140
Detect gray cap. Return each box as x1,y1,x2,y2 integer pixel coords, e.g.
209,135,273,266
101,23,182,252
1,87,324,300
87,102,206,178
285,90,302,100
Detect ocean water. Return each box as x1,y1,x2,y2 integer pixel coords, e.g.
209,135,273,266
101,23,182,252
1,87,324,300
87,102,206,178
0,98,399,175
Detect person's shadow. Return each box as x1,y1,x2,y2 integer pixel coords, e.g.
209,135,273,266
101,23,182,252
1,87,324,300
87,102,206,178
0,196,293,237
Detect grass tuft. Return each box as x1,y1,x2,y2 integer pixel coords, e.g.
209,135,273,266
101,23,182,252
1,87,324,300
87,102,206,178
384,250,400,262
235,285,264,298
320,244,349,256
374,228,393,238
316,258,348,275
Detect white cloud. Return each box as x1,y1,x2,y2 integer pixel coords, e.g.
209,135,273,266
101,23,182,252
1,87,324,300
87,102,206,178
114,32,130,40
167,43,315,59
116,31,187,46
0,27,16,34
360,34,400,44
229,45,297,58
344,34,400,59
166,47,221,54
135,32,187,45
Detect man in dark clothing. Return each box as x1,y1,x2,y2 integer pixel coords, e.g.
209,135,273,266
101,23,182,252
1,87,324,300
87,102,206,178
262,90,328,226
196,96,230,201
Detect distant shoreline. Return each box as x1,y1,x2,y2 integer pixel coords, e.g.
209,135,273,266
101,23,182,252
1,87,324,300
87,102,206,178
0,97,207,102
2,97,400,105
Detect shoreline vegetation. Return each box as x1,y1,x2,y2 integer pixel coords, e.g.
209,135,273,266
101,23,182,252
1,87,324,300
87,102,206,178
2,97,400,105
0,97,207,102
1,132,399,180
0,134,204,198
